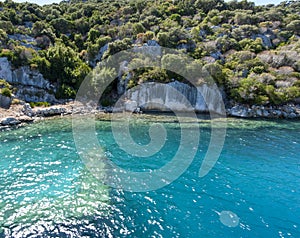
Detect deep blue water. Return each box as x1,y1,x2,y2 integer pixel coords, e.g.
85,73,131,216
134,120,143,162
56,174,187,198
0,116,299,237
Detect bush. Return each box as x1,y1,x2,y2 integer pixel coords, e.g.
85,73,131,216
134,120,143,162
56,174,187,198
29,101,51,108
55,84,77,99
1,87,12,97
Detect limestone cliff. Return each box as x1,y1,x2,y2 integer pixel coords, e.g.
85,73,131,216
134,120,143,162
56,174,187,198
0,57,57,103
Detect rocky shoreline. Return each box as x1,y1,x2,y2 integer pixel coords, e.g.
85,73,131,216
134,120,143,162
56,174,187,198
1,101,299,131
227,103,300,119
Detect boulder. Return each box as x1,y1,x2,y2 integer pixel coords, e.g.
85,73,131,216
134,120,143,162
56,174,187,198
229,105,251,118
0,117,21,126
22,103,35,117
0,94,11,109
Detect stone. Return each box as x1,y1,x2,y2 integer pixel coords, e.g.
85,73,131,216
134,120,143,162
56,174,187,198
229,105,250,118
274,110,282,117
0,117,21,126
0,94,11,109
288,112,297,119
22,103,34,117
35,107,66,117
256,109,263,117
17,115,34,123
282,112,288,118
262,110,270,117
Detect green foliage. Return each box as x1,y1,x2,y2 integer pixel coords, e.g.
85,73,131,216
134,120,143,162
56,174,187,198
0,20,14,34
29,101,51,108
0,79,12,98
0,46,38,68
0,87,12,97
0,49,14,61
203,62,225,85
216,35,239,53
103,38,132,59
170,14,181,24
239,38,264,52
286,20,300,35
91,65,116,97
55,84,77,99
231,77,268,104
0,0,299,105
137,67,169,84
0,29,8,46
0,79,11,89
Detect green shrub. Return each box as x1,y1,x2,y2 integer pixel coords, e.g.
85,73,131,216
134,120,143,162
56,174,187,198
0,79,11,89
0,87,12,97
29,101,51,108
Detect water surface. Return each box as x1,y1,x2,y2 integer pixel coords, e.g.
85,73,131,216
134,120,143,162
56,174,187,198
0,116,299,237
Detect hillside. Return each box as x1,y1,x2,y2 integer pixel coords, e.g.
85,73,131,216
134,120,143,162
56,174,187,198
0,0,300,114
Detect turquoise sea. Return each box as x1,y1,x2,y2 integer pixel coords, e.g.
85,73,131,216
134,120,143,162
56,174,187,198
0,115,299,237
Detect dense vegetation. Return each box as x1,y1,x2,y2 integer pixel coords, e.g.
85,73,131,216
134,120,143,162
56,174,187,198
0,0,300,105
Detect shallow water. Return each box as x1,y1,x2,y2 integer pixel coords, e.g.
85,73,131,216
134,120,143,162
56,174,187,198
0,115,299,237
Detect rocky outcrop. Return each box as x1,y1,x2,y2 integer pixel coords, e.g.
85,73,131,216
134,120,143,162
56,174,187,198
117,81,225,115
0,57,13,82
8,34,39,50
34,107,67,117
11,67,51,89
133,40,162,57
0,57,57,103
228,104,300,119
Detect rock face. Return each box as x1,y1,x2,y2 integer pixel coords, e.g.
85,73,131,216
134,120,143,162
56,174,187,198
118,81,225,114
11,67,51,89
0,57,13,82
0,57,57,103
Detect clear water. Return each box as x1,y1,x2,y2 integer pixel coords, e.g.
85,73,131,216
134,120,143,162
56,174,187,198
0,116,299,237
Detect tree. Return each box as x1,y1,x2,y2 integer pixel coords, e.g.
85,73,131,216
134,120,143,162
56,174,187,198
43,43,91,98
